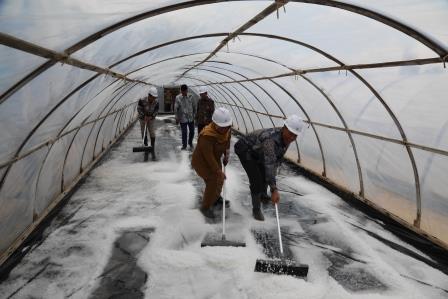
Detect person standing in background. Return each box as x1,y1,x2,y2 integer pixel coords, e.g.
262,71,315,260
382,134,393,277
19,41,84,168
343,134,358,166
174,84,196,150
196,86,215,135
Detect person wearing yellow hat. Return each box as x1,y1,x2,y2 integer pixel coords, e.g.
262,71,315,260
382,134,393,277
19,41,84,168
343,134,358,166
191,107,232,219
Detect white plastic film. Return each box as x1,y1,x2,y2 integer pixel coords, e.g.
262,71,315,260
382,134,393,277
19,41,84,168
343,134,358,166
353,134,417,223
0,45,46,96
248,2,435,64
357,64,448,151
0,64,95,164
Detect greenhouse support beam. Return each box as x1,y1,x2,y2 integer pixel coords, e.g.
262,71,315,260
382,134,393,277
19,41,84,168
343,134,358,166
0,102,137,170
179,0,289,78
0,32,150,92
182,77,245,131
0,107,135,268
194,65,327,175
202,57,444,85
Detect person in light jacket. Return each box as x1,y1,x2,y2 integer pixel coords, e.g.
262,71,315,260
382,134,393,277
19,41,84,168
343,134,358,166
174,84,196,150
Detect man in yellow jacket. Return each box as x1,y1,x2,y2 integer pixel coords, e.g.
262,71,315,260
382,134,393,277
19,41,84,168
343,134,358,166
191,108,232,219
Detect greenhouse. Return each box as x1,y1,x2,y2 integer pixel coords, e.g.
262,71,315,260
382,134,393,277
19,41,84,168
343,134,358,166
0,1,447,298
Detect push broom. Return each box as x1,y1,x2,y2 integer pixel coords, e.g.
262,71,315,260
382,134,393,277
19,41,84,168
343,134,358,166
201,165,246,247
133,123,153,153
254,202,308,278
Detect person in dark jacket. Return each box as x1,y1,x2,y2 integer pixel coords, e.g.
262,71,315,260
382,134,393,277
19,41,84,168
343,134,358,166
196,86,215,134
191,108,232,219
137,87,159,158
234,115,304,221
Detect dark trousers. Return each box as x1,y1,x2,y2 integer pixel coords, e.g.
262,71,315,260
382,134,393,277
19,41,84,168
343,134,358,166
236,153,267,210
180,121,194,147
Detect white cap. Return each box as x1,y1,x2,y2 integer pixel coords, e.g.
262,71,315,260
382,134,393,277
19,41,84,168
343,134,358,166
148,86,158,97
284,115,304,135
198,86,208,94
212,107,232,127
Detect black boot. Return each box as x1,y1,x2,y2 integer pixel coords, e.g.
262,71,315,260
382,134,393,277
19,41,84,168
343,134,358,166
251,193,264,221
252,208,264,221
150,137,156,160
200,207,215,219
144,135,148,146
213,196,230,208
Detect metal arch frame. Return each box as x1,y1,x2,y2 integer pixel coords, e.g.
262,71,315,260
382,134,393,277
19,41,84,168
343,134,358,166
197,63,326,173
208,77,264,129
32,82,135,207
186,72,255,133
183,64,277,129
91,83,142,161
203,78,255,133
0,0,444,223
181,76,245,131
2,0,446,106
199,52,363,195
79,82,137,171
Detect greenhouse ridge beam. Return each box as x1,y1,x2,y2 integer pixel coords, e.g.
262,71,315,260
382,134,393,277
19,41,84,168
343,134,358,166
179,0,289,79
0,33,149,97
198,57,444,85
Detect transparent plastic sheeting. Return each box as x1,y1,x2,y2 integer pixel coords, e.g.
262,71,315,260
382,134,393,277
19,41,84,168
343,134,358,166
73,2,268,67
0,45,46,96
1,0,448,257
247,2,436,64
0,0,193,51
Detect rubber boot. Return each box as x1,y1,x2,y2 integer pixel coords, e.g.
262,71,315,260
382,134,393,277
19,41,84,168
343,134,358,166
150,137,156,160
251,193,264,221
200,207,215,219
213,195,230,208
144,135,148,146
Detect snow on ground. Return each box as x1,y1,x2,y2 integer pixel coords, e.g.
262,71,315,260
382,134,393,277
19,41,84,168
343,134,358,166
0,118,447,299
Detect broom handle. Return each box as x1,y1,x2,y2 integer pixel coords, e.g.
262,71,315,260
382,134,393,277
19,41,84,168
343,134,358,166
275,203,284,255
143,122,147,145
222,165,226,240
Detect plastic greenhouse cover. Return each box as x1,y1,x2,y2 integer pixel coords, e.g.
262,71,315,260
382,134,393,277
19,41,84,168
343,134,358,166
224,35,339,70
72,2,268,67
0,45,46,96
0,0,193,51
112,37,223,74
347,0,448,48
353,134,417,222
0,64,95,163
357,65,448,151
305,71,403,139
247,2,436,64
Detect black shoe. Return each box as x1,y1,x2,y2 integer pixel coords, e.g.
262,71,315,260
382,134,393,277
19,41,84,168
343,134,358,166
200,207,215,219
213,196,230,208
144,136,148,146
260,194,271,205
189,143,194,150
181,146,187,150
252,208,264,221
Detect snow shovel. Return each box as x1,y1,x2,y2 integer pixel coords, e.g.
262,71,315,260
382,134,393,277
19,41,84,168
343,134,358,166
133,123,152,153
201,166,246,247
254,203,308,278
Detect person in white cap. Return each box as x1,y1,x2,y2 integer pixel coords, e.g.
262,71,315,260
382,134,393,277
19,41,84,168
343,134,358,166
137,86,159,159
191,107,232,219
195,86,215,134
234,115,304,221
